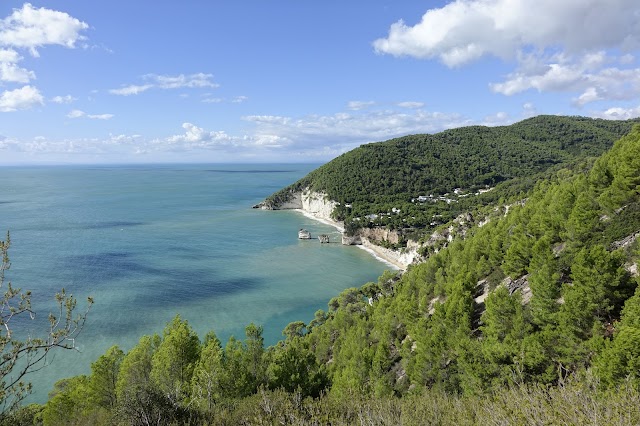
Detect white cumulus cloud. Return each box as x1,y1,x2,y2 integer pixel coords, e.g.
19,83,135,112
67,109,113,119
109,84,153,96
87,113,113,120
202,97,223,103
165,123,233,148
347,100,375,110
490,56,586,95
0,3,89,55
374,0,640,107
0,4,89,113
242,108,471,153
0,48,20,62
490,53,640,106
148,73,219,89
481,111,511,126
1,103,542,162
522,102,537,117
51,94,77,104
0,61,35,82
397,101,425,109
108,134,142,144
67,109,85,118
110,73,219,96
0,85,43,111
152,108,468,157
592,106,640,120
0,48,34,83
373,0,640,66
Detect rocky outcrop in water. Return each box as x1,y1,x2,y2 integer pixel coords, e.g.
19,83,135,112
255,188,417,269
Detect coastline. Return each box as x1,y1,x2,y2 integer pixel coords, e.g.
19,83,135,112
295,209,403,271
296,208,344,232
355,242,402,271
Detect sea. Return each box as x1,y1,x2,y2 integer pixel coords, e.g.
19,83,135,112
0,164,392,404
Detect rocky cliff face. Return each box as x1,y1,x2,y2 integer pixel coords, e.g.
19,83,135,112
256,188,418,269
342,228,419,268
300,191,338,221
359,227,402,245
256,187,485,270
362,239,418,269
254,189,337,219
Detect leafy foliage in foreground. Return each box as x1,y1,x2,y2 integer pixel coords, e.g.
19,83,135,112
11,374,640,425
10,122,640,425
0,234,92,417
266,115,639,237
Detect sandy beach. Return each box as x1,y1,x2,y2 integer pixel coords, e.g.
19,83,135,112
295,209,404,270
296,208,344,232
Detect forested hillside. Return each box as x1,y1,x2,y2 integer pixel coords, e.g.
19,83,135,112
5,122,640,425
266,115,639,237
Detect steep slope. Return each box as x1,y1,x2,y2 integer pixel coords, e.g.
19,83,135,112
259,116,639,243
31,122,640,426
301,124,640,396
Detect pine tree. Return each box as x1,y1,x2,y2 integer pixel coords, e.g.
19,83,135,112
528,236,561,328
191,331,224,411
150,315,201,404
244,323,266,390
88,345,124,409
116,334,161,401
595,286,640,387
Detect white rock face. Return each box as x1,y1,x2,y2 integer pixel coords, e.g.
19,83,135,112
301,190,338,220
268,188,418,269
360,239,416,269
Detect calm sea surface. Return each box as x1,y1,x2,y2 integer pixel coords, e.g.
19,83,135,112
0,164,391,403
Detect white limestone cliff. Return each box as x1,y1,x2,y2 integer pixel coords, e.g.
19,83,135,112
257,188,417,269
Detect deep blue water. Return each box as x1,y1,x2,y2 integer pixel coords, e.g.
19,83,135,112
0,164,391,403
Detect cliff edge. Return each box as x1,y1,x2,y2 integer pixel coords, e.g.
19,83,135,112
254,189,416,269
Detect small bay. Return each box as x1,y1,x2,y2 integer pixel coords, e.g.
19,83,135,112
0,164,391,403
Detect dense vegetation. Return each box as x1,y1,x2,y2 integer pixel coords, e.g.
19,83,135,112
266,115,639,240
4,119,640,425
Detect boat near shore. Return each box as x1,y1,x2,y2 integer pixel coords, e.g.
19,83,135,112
298,228,311,239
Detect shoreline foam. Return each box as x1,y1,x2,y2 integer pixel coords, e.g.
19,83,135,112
295,209,402,271
354,243,402,271
296,208,344,232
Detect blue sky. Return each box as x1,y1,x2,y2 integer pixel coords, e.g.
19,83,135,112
1,1,640,164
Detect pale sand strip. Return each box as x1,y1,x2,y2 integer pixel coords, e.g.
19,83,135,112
296,209,344,232
294,209,401,271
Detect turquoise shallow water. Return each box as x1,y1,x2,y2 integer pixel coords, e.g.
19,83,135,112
0,164,391,403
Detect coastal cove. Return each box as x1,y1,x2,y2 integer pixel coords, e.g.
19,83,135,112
255,190,416,270
295,209,403,271
0,164,392,403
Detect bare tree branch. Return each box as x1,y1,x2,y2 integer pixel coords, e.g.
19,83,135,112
0,231,93,414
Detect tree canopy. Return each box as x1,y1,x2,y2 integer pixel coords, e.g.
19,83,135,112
265,115,640,241
8,118,640,425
